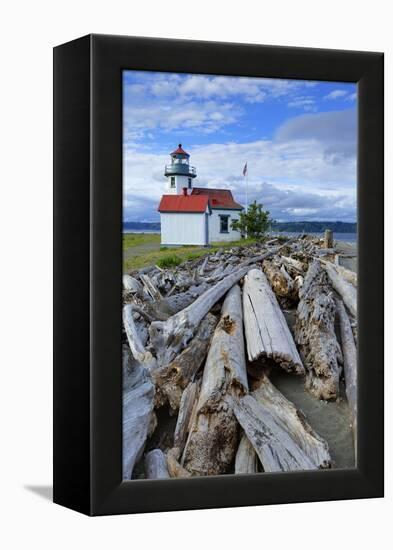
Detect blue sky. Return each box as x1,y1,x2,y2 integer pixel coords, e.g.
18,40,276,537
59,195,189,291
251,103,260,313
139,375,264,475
123,70,357,223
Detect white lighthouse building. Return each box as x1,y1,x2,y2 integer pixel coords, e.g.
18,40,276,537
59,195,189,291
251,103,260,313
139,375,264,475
158,145,243,246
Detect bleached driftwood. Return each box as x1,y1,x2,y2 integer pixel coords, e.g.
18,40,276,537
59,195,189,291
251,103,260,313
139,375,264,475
242,269,304,374
319,259,357,287
123,347,155,480
324,261,357,317
166,447,192,478
295,261,342,400
235,433,259,474
174,381,200,452
324,229,333,249
123,304,156,369
152,314,217,410
150,249,276,367
336,299,357,448
123,274,143,294
263,260,295,300
198,256,209,276
164,283,209,313
140,273,163,301
281,255,305,273
144,449,170,479
233,393,317,472
253,377,331,468
182,285,248,476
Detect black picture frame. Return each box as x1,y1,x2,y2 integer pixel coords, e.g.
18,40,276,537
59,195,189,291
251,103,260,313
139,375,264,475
53,34,384,516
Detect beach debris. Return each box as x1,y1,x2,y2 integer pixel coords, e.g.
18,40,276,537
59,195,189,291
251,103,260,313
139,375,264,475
295,261,342,400
235,433,259,474
181,285,248,476
122,347,155,480
243,268,304,374
144,449,170,479
336,298,358,451
122,232,357,478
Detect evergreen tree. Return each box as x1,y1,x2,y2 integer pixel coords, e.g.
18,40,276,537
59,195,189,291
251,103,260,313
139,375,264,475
231,200,272,238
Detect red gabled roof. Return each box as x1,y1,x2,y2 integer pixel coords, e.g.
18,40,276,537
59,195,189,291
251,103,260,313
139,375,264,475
170,143,189,156
191,188,243,210
158,194,210,213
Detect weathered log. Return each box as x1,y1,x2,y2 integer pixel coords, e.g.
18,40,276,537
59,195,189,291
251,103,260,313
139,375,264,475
182,285,248,476
319,259,357,287
323,261,357,317
140,273,163,301
336,299,357,449
242,269,304,374
165,282,209,313
263,260,295,299
166,447,192,478
122,347,155,480
324,229,333,249
253,377,331,468
173,381,200,452
235,433,259,474
198,256,209,276
233,393,317,472
123,304,156,369
144,449,170,479
150,249,277,367
123,274,143,294
295,260,342,400
281,255,305,273
152,314,217,410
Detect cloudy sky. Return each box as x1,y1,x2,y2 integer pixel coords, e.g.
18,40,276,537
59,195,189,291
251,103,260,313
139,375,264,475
123,70,357,223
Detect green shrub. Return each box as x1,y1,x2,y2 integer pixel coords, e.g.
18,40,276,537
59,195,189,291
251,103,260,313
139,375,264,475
157,254,182,268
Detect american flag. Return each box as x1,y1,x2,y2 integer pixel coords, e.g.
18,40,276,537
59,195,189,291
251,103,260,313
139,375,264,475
243,162,248,176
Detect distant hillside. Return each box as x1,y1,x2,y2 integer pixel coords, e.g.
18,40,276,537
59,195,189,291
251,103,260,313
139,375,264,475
123,221,160,231
271,221,357,233
123,220,357,233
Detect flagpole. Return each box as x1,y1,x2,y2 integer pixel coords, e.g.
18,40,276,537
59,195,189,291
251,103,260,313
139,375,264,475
245,167,248,239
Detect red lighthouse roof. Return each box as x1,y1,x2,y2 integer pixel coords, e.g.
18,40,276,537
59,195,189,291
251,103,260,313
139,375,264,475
191,188,243,210
170,143,189,156
158,194,210,213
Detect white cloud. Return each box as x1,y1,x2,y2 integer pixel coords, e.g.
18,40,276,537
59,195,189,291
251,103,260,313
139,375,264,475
324,89,348,100
287,96,317,111
123,111,357,222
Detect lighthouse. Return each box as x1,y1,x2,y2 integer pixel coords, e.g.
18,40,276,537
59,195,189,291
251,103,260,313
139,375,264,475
164,144,197,195
158,145,243,246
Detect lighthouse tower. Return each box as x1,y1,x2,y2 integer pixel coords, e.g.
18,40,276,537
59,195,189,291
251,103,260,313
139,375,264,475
164,144,197,195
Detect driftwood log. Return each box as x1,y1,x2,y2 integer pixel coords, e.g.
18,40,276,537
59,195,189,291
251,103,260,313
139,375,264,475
152,314,217,410
319,259,357,287
182,285,248,476
166,447,192,478
242,268,304,374
144,449,170,479
233,393,317,472
173,381,200,452
263,260,296,302
324,229,333,249
123,304,156,369
336,299,357,449
122,348,155,480
253,377,331,468
324,261,357,317
295,260,342,400
235,433,259,474
149,250,277,367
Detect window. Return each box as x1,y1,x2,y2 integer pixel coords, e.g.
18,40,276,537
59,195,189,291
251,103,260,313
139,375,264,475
170,177,175,188
220,215,229,233
188,177,192,188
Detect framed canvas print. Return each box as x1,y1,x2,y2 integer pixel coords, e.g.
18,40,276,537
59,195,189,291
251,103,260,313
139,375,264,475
53,34,384,516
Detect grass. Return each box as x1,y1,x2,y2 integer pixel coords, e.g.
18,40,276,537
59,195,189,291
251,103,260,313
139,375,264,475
123,232,259,272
